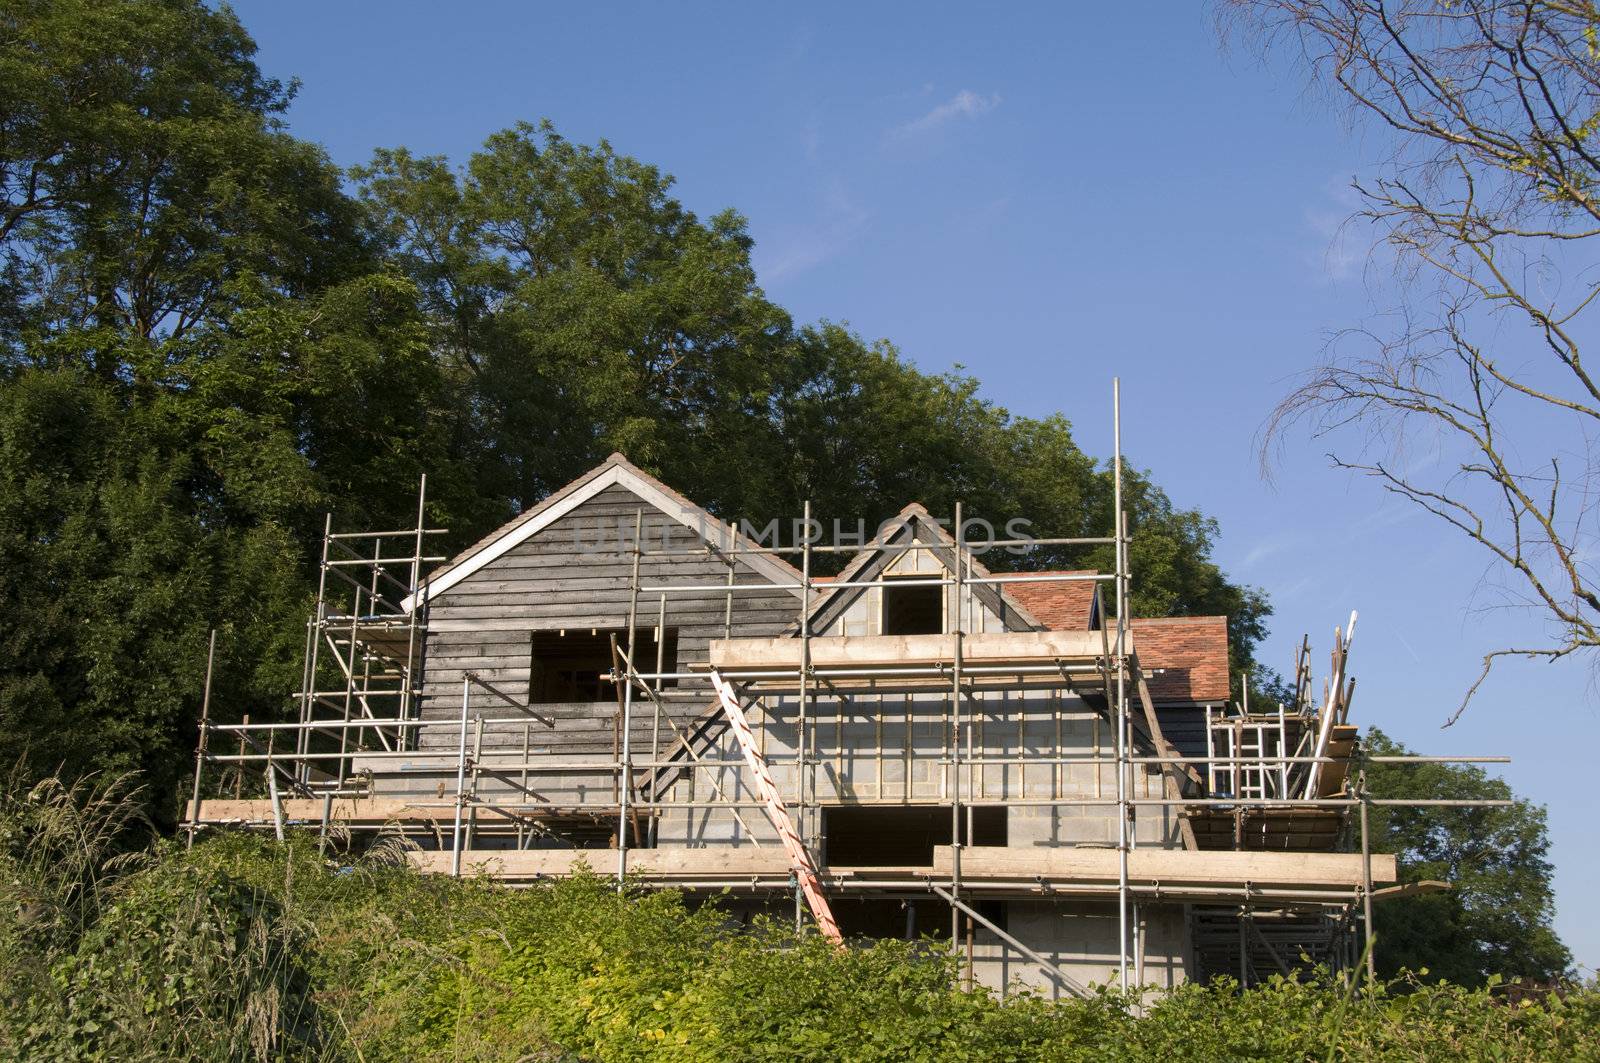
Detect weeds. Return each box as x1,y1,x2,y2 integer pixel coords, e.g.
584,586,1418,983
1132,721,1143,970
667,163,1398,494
1,777,1596,1061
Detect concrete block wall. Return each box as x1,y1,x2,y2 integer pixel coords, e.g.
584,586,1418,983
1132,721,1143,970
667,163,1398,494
707,896,1192,998
655,689,1183,851
969,900,1189,997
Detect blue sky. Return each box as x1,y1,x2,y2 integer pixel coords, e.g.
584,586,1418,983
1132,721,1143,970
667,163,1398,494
232,1,1598,970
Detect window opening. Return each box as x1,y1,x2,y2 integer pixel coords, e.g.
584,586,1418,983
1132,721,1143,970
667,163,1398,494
528,627,678,703
881,575,944,635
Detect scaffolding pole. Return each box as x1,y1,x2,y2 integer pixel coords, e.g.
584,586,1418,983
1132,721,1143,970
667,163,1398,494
185,628,217,850
618,510,643,885
950,500,966,958
798,499,813,928
450,674,470,877
1359,773,1377,982
932,885,1091,999
1113,376,1130,992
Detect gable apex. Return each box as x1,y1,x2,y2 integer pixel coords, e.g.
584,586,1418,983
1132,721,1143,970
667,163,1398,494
800,503,1050,634
402,457,802,610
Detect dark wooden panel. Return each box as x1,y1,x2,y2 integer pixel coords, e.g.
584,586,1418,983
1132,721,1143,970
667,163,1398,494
1155,705,1211,760
416,484,797,759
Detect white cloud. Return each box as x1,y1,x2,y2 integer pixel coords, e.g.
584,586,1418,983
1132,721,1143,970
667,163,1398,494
800,113,822,162
1389,622,1425,664
1238,536,1289,572
892,89,1001,139
1270,573,1318,601
759,179,870,282
1304,174,1379,283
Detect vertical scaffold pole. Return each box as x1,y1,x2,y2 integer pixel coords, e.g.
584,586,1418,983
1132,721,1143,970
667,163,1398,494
402,475,427,736
186,628,218,849
266,729,285,842
724,521,736,639
797,500,813,927
1113,377,1130,992
1359,772,1377,982
1134,906,1145,988
617,510,643,887
235,714,247,799
451,674,470,876
1277,701,1289,799
950,501,965,953
335,553,365,809
298,514,333,778
468,715,484,851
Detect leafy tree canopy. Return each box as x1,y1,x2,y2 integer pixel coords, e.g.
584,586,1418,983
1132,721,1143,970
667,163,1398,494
1363,728,1570,985
0,0,1268,827
355,125,1270,658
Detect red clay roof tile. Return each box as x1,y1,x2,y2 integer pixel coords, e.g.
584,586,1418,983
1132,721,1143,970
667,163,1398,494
1130,616,1231,703
1003,570,1099,631
1002,574,1231,703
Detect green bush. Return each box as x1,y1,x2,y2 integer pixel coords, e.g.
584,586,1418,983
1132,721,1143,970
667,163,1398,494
1,786,1595,1062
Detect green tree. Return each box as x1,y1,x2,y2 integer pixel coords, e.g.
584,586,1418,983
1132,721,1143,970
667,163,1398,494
1363,728,1570,984
358,133,1271,671
0,0,361,358
0,0,468,824
761,325,1271,668
0,370,304,807
354,122,794,519
0,0,1272,828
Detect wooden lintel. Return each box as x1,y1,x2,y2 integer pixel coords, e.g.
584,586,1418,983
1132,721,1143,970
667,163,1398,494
1369,879,1450,901
395,843,1398,894
709,630,1117,671
929,846,1397,889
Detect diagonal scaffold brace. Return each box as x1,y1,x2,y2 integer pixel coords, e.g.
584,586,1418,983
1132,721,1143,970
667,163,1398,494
708,670,843,946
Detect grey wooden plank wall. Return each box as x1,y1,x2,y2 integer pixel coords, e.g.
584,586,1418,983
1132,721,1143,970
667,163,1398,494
1154,705,1210,761
416,484,799,758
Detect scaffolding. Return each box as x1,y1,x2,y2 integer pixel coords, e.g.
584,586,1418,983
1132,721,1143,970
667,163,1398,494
186,383,1514,994
189,477,453,831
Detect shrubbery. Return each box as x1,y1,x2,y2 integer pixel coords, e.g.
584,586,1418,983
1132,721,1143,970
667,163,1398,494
2,779,1596,1061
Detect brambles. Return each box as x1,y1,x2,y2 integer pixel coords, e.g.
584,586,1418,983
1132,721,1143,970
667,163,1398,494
1,785,1594,1062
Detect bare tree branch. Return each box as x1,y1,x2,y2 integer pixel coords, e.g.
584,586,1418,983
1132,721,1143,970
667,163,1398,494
1229,0,1600,718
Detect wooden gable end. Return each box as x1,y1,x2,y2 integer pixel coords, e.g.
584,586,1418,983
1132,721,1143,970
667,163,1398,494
416,481,798,756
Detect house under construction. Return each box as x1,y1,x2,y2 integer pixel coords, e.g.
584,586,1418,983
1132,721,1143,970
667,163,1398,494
188,387,1500,995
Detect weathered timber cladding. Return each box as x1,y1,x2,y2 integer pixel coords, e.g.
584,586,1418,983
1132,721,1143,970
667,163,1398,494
417,484,799,757
1155,705,1210,761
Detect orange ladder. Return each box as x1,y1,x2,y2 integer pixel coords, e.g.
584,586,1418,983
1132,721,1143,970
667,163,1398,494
708,671,842,945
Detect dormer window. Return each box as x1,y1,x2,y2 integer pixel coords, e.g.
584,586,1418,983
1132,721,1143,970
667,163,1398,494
881,575,943,635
